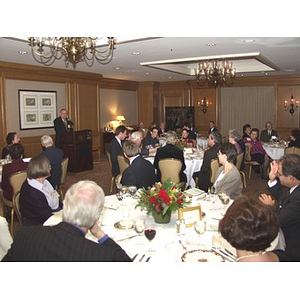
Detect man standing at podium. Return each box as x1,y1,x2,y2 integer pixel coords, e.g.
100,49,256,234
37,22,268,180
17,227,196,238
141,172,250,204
54,108,74,148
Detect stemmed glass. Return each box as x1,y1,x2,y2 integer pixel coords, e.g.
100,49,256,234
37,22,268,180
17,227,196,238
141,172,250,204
121,201,131,230
144,221,156,253
128,186,137,197
194,220,206,247
134,220,146,246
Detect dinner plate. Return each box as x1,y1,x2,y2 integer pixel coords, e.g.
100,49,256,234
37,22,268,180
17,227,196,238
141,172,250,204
114,219,135,230
181,249,225,262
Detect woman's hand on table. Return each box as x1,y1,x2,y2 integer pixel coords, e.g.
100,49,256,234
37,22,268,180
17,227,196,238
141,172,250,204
89,222,106,240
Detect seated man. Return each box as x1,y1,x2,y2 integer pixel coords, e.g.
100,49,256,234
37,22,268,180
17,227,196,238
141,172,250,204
193,131,222,192
130,130,157,156
39,135,63,189
260,121,278,142
142,126,159,150
121,140,156,189
2,180,132,262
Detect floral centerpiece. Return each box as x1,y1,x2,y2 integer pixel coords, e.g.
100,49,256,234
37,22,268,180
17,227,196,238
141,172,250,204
136,178,191,224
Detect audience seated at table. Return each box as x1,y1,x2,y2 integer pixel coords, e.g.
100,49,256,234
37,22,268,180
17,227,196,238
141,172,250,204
228,129,245,170
39,135,63,189
243,128,270,180
121,140,156,189
142,126,159,149
2,180,132,262
1,144,28,202
130,130,156,156
108,125,127,178
1,132,21,159
210,143,243,199
154,130,187,183
193,131,222,192
0,216,13,261
260,121,278,143
219,196,280,262
158,122,167,137
181,128,195,147
20,155,62,226
288,129,300,148
259,154,300,261
242,123,251,141
182,122,197,140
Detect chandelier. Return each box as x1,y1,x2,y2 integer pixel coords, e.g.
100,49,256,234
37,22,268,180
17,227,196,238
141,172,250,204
195,60,236,88
28,37,115,68
284,95,299,115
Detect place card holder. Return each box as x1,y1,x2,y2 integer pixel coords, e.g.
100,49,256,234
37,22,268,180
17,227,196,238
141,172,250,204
178,205,202,228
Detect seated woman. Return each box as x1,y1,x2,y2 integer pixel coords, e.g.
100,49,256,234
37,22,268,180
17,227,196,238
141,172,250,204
20,155,62,226
211,143,243,199
242,123,251,142
288,129,300,148
228,129,245,154
219,196,280,262
1,144,28,201
1,132,21,159
243,128,270,179
181,128,195,147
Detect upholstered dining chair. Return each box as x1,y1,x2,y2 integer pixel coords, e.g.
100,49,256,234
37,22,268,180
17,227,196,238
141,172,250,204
158,158,185,189
117,155,129,174
58,157,69,201
236,152,246,188
210,158,220,185
285,146,300,156
106,151,115,194
9,170,27,235
244,144,262,179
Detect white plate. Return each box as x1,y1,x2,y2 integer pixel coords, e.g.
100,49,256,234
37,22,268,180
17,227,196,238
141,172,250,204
181,249,225,262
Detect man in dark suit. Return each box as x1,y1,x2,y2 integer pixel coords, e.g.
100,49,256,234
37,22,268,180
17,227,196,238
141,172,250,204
193,131,222,192
154,131,187,183
53,108,74,148
260,121,278,142
121,140,156,189
108,125,127,178
259,154,300,262
40,135,63,189
2,180,132,261
207,121,218,136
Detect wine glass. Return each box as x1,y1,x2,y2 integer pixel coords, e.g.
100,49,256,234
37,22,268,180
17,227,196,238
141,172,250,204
134,220,145,246
121,201,131,230
144,221,156,253
194,220,206,247
128,186,137,197
120,186,128,199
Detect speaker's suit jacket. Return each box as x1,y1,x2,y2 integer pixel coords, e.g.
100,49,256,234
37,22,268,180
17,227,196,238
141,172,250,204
154,144,187,183
260,129,278,143
121,155,156,189
193,143,221,192
2,221,132,262
40,146,63,189
108,137,124,177
53,117,73,148
269,183,300,262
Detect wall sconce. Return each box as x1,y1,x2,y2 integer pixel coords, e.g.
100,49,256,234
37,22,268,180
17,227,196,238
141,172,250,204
284,95,299,115
116,115,125,125
198,97,209,113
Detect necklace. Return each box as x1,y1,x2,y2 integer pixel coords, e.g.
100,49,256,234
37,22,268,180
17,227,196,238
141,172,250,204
236,251,266,262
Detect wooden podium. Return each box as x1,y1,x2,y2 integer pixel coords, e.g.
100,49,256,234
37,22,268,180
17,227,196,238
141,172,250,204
59,130,93,172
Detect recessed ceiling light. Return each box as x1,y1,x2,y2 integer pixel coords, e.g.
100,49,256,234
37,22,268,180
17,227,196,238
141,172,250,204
115,67,121,70
243,39,255,43
132,52,140,56
18,51,27,55
206,43,216,47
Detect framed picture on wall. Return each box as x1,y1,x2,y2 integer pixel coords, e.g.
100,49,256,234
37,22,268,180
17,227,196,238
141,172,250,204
19,90,57,130
165,106,195,131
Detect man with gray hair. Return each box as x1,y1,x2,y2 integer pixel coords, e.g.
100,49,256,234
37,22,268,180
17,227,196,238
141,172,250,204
193,131,222,192
130,130,157,156
39,135,63,189
2,180,132,261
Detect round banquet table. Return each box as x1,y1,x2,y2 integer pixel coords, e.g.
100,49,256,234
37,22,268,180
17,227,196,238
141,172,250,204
145,155,203,188
44,193,235,262
262,143,286,160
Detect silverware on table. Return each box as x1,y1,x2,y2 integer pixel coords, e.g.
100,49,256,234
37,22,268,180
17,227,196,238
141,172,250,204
132,253,138,261
116,235,138,242
213,249,235,262
179,240,187,250
224,248,237,259
138,254,146,262
104,206,117,211
145,256,151,262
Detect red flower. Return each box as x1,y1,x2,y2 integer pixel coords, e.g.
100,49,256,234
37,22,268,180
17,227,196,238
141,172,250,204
158,189,168,199
150,196,157,204
177,198,183,204
154,203,163,212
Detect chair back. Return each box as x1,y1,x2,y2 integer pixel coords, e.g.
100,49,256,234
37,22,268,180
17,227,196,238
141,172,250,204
158,158,182,183
107,151,112,168
60,157,69,186
13,191,22,226
210,158,220,184
10,171,27,196
244,144,252,162
236,152,244,171
107,151,115,194
294,147,300,156
285,146,300,156
117,155,129,174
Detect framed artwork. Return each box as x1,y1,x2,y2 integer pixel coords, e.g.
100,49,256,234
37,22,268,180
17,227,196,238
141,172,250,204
19,90,57,130
165,106,195,131
178,205,202,228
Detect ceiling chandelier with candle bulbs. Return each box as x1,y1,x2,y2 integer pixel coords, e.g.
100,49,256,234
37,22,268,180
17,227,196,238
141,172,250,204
28,37,116,68
195,59,236,88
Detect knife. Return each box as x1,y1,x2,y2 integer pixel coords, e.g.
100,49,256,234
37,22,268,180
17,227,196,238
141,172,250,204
138,254,146,262
132,253,139,261
217,249,236,262
145,256,151,262
224,248,237,259
116,235,138,242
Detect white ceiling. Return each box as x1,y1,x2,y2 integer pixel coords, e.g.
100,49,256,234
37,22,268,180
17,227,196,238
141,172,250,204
0,37,300,83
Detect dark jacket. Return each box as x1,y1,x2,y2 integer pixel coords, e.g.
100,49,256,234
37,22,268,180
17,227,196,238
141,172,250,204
2,221,132,262
108,137,124,177
53,117,73,148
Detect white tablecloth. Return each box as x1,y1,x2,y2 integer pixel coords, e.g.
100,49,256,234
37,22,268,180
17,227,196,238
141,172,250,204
196,137,208,149
44,194,235,262
263,143,286,160
145,155,203,188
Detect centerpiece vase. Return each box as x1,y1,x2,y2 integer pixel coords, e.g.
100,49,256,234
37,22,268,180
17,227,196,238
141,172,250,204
152,210,172,224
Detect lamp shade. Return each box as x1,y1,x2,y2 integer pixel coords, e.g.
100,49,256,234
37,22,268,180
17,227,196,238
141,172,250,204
116,115,125,121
